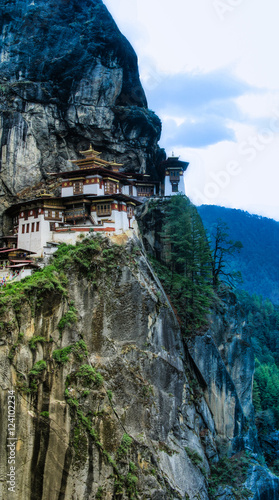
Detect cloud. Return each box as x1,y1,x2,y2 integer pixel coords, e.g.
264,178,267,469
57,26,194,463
160,116,235,149
142,68,256,148
144,68,251,115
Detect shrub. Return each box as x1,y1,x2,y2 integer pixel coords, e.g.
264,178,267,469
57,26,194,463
40,411,49,418
29,336,46,350
29,360,47,376
117,433,133,458
185,446,203,467
76,364,103,386
58,305,78,333
52,345,73,364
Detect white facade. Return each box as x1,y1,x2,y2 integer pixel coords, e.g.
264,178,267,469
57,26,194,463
90,202,135,232
17,208,64,256
61,175,104,197
164,174,186,196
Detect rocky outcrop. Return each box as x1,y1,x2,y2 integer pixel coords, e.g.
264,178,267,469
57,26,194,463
187,291,257,457
137,198,279,499
1,229,279,498
137,199,256,456
0,236,214,499
0,0,164,228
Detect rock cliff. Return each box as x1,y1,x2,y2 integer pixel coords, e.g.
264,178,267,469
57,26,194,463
137,198,279,499
1,233,279,499
1,1,279,498
0,235,213,499
0,0,164,226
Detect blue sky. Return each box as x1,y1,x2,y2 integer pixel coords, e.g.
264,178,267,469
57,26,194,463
103,0,279,220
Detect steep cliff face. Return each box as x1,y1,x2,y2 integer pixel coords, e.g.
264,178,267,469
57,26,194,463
137,200,256,456
0,0,163,219
1,231,279,498
137,198,279,499
0,236,214,500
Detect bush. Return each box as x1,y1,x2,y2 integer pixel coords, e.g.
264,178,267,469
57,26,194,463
58,305,78,333
29,336,46,350
52,340,88,364
40,411,49,418
208,453,252,499
117,433,133,458
29,360,47,376
52,345,73,364
76,364,103,386
185,446,203,467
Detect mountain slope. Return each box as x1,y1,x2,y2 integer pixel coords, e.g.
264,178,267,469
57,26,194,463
197,205,279,303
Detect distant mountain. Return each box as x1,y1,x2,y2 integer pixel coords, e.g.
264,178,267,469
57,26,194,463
197,205,279,304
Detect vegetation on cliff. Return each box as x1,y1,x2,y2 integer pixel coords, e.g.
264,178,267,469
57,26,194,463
4,235,180,498
145,195,214,336
237,291,279,469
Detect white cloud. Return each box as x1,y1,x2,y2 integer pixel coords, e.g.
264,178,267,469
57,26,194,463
102,0,279,220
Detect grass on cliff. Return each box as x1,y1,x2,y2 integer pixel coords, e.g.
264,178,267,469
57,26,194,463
0,235,123,329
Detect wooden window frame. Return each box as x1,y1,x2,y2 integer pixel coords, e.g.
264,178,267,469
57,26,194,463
127,206,134,218
96,203,111,217
73,181,84,195
104,181,117,195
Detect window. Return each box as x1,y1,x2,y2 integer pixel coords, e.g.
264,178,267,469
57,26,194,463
137,186,154,196
50,222,56,231
104,181,117,194
127,206,134,218
22,225,25,234
96,203,111,217
170,170,180,181
24,212,28,220
31,222,35,232
26,224,30,233
172,183,179,193
36,222,40,232
73,181,83,195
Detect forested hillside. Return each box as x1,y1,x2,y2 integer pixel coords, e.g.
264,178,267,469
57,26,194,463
197,205,279,304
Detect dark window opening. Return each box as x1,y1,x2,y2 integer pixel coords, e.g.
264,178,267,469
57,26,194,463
96,204,111,217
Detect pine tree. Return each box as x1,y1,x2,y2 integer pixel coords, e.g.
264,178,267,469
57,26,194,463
158,195,213,335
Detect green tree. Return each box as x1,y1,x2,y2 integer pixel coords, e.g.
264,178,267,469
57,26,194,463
210,219,243,289
157,195,213,335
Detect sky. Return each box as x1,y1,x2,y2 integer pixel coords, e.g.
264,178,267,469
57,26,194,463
102,0,279,221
